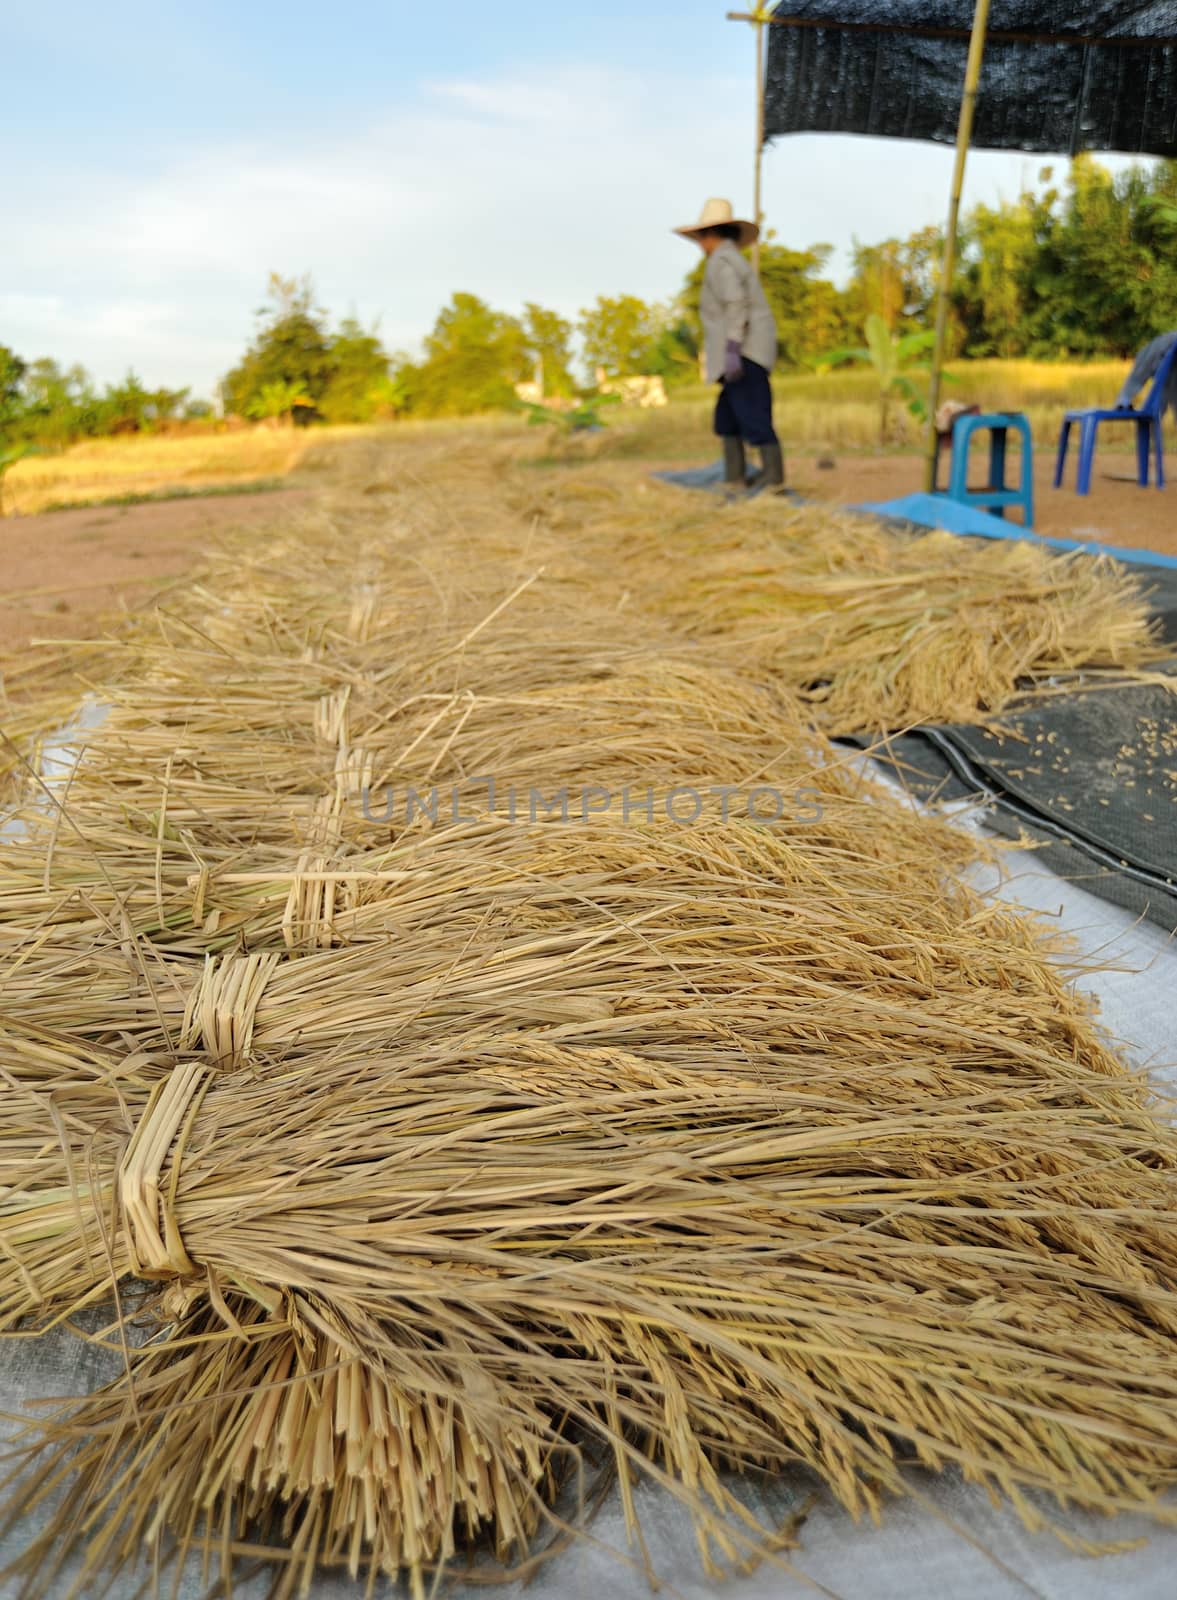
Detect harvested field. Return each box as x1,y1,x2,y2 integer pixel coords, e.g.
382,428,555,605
1,428,315,517
1,435,1175,1598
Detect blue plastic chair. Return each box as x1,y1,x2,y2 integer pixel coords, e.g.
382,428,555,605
1054,341,1177,494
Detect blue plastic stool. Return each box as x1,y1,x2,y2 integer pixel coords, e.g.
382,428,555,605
1054,340,1177,495
935,411,1034,527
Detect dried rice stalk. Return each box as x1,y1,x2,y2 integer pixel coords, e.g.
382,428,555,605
1,439,1175,1598
504,466,1166,733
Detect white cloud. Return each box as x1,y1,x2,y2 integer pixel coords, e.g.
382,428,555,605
4,66,750,392
1,64,1155,396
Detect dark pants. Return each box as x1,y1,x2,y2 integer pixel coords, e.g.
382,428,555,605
714,358,778,448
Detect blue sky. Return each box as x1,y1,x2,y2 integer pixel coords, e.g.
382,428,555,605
3,2,1148,396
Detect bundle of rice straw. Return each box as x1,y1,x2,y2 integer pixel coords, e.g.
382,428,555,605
1,454,1176,1599
502,465,1166,734
1,435,1163,770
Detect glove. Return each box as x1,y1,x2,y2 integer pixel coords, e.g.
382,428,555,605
723,340,744,384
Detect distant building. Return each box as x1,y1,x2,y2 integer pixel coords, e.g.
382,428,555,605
595,371,669,409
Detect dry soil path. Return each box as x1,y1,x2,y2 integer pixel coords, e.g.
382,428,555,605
0,488,311,659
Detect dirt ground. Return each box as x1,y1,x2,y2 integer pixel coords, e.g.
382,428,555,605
0,454,1172,669
0,488,311,659
794,451,1177,557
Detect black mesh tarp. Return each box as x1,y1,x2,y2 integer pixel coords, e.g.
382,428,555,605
858,712,1177,931
840,547,1177,931
764,2,1177,156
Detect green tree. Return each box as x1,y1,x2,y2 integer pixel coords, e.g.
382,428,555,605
1052,156,1177,354
410,293,529,416
951,158,1177,359
845,240,908,329
92,372,189,434
17,359,98,446
0,345,26,433
759,245,852,366
1145,190,1177,228
521,303,575,397
319,317,392,424
0,346,30,516
94,371,151,434
955,197,1040,357
645,301,699,386
578,295,656,379
843,230,944,336
223,273,336,418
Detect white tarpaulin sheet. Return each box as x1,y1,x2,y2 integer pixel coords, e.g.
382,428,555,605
2,807,1175,1600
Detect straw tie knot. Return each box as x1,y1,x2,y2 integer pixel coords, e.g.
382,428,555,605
119,1062,210,1280
183,952,282,1068
314,688,351,747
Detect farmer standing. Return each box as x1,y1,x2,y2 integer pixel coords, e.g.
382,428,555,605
675,198,783,493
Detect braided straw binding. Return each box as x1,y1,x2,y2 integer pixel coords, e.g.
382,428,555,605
182,951,282,1068
281,857,339,951
118,1062,210,1279
281,793,348,952
313,688,351,746
347,587,379,642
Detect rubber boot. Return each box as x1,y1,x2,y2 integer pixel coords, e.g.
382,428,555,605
752,442,786,494
721,436,747,495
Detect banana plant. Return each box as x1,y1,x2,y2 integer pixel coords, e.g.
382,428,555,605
819,314,937,444
518,392,621,435
245,381,314,424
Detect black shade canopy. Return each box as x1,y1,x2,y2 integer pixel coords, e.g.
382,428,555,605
763,2,1177,155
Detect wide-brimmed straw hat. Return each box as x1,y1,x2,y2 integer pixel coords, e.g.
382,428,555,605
674,197,759,249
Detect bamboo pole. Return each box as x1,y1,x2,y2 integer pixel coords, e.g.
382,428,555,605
753,9,767,274
924,0,992,493
728,6,774,274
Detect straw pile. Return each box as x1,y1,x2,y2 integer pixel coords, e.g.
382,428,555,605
2,443,1176,1597
503,464,1166,734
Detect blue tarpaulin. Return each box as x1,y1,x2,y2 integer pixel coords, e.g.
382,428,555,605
854,490,1177,569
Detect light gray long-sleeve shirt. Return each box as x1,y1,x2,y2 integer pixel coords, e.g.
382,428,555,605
699,241,778,383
